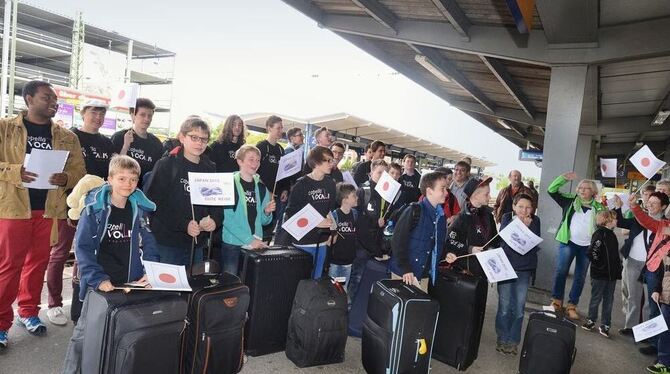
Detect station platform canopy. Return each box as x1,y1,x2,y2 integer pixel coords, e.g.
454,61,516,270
281,0,670,162
209,111,495,168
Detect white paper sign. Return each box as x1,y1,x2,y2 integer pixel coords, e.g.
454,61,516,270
142,260,192,292
282,203,324,241
110,83,140,109
188,172,234,206
375,171,401,203
342,171,358,188
498,217,543,255
633,314,668,342
22,149,69,190
275,149,303,182
475,247,518,283
630,145,666,179
605,192,630,214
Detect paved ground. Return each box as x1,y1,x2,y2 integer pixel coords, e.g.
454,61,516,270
1,265,654,373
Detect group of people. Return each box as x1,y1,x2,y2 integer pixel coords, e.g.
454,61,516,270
5,80,670,373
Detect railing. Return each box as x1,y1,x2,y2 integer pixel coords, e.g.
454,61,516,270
0,22,72,52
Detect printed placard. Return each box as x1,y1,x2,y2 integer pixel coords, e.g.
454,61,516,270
188,172,234,206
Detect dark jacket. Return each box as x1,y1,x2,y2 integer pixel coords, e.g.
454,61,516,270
493,183,536,223
500,212,541,272
445,203,499,277
587,226,623,281
74,184,159,300
353,160,371,186
390,199,446,281
615,207,654,259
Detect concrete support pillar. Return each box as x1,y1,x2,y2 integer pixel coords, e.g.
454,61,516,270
573,135,594,180
534,65,589,292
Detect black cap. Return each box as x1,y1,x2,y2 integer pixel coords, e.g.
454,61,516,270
463,176,493,199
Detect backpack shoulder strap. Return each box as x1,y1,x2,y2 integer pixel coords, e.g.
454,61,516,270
352,208,359,221
331,209,339,224
410,202,422,230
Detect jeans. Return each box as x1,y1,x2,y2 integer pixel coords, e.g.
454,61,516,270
587,279,616,326
657,304,670,366
551,242,590,305
328,264,352,289
294,243,328,279
157,243,203,267
621,258,646,329
347,249,371,302
220,243,241,276
47,220,76,308
496,270,532,345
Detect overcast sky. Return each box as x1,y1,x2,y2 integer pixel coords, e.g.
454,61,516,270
29,0,542,180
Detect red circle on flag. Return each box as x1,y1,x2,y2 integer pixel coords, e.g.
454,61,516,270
158,273,177,284
297,218,309,228
601,164,607,172
383,181,389,191
641,157,651,167
118,90,126,99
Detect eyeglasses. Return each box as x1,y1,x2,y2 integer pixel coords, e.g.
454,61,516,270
186,134,210,144
324,158,335,163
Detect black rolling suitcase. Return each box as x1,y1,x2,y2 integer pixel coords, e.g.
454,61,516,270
519,312,576,374
239,246,313,356
81,290,188,374
362,279,439,374
179,272,250,374
348,258,389,337
429,267,487,371
286,277,348,367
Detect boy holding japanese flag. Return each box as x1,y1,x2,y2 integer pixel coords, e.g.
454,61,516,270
62,155,159,372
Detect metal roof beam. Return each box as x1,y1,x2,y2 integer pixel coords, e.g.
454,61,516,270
412,45,496,112
429,0,470,39
535,0,598,45
281,0,325,23
449,99,545,128
351,0,397,32
479,55,535,119
318,13,670,65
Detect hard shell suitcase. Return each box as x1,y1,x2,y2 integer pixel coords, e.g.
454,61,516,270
239,247,313,356
81,290,188,374
285,277,348,367
348,259,389,337
179,272,250,374
519,312,577,374
429,268,487,371
362,279,439,374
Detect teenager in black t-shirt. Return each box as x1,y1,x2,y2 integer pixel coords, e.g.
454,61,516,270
399,154,421,204
256,115,288,240
284,146,338,278
72,100,114,179
111,98,162,187
209,114,246,172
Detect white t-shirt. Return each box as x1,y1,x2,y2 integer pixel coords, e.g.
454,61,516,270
629,231,650,262
569,208,594,246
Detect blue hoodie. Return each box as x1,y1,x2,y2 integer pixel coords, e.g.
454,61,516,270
74,184,158,300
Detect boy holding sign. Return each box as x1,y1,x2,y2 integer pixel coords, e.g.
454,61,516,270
221,145,275,275
62,155,159,372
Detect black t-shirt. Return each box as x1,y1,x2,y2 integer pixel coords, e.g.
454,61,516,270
330,168,344,184
209,141,241,173
331,209,358,265
284,175,337,245
241,178,257,234
24,118,53,210
73,129,114,179
111,129,163,186
256,140,284,190
98,203,133,285
399,172,421,204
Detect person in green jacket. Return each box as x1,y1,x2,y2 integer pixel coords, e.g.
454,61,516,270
220,145,275,275
548,171,606,320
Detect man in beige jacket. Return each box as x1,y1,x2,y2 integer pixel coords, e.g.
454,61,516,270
0,80,85,349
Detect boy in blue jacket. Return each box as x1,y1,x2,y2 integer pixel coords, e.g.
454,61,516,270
62,155,159,373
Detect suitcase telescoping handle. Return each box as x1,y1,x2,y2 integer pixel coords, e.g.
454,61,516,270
189,232,221,277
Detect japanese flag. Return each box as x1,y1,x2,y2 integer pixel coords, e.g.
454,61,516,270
375,171,401,203
630,145,666,179
110,83,140,109
282,203,323,241
599,158,617,178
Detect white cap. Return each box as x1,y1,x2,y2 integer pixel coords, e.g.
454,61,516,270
81,98,109,110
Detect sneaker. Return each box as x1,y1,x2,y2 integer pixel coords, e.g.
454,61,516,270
581,319,596,331
618,327,633,336
46,307,68,326
16,316,46,335
495,342,506,354
599,325,611,338
640,345,659,356
0,330,7,350
549,298,563,313
565,304,580,320
508,345,518,355
647,363,670,373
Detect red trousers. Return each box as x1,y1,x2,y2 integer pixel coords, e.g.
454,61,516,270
0,211,52,330
46,219,76,308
